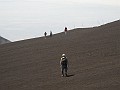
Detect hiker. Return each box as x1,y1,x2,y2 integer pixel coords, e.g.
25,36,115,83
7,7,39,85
64,27,68,35
50,31,52,37
44,32,47,39
60,54,68,77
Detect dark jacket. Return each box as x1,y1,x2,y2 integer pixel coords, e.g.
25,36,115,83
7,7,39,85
60,56,68,67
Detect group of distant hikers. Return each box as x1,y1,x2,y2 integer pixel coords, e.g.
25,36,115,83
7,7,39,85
44,27,68,39
44,31,53,39
44,27,68,77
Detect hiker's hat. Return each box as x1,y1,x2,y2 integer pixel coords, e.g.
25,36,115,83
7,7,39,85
62,54,65,57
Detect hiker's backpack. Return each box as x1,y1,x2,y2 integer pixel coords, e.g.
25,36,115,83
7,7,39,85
61,57,67,65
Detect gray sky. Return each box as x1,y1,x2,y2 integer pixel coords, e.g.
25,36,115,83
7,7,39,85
0,0,120,41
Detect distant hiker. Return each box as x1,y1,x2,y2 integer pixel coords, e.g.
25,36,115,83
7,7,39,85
64,27,68,35
60,54,68,77
44,32,47,39
50,31,52,37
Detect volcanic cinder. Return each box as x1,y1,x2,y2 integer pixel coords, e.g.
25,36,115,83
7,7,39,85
0,20,120,90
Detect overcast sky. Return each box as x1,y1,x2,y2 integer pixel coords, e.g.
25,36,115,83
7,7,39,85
0,0,120,41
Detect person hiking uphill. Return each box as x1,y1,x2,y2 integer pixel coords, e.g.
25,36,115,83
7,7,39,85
44,32,47,39
60,54,68,77
64,27,68,35
50,31,52,37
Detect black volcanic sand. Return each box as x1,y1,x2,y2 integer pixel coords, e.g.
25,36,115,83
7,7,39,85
0,20,120,90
